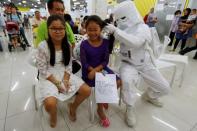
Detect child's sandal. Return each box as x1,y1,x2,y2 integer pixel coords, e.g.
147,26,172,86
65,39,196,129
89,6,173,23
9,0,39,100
100,117,110,128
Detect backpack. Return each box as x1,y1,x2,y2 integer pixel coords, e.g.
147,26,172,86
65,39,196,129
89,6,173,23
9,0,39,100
143,14,149,24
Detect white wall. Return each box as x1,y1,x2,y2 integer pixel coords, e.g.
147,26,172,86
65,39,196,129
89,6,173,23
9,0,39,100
188,0,197,9
63,0,71,13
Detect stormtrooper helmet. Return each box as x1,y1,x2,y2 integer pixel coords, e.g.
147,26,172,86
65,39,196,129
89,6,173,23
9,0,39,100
113,0,144,30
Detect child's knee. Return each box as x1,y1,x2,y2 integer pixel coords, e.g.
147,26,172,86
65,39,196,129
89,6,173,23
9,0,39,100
80,84,91,97
44,98,57,111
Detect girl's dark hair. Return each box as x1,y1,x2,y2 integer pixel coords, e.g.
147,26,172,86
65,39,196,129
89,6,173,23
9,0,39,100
86,15,115,54
47,15,70,66
174,10,181,15
185,8,192,16
64,14,72,22
83,15,89,22
85,15,106,29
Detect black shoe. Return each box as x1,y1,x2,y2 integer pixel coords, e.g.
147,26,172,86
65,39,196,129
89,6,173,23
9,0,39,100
168,44,172,46
193,56,197,60
27,44,31,47
179,51,184,55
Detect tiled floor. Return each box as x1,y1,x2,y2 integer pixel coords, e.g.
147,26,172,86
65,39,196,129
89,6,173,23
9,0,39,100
0,31,197,131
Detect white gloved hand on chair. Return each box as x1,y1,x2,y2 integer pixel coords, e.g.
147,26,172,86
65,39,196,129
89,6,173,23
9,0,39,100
105,24,117,34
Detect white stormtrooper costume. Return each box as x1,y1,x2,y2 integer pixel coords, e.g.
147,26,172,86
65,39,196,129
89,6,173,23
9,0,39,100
106,1,170,127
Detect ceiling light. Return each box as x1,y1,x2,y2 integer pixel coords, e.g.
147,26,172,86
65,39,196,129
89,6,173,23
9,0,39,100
38,2,41,4
18,2,21,5
34,5,37,7
22,1,26,4
74,2,80,5
73,0,77,1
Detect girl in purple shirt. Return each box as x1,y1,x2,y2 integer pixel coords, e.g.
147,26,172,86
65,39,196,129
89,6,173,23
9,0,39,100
80,15,121,127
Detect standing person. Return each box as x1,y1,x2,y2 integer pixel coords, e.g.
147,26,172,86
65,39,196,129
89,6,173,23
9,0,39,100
80,15,121,128
64,13,78,34
23,14,30,29
7,4,30,47
0,13,7,37
168,10,181,46
146,8,158,27
32,11,44,30
172,8,192,51
179,10,197,59
32,10,44,47
79,15,89,35
106,1,170,127
36,15,91,128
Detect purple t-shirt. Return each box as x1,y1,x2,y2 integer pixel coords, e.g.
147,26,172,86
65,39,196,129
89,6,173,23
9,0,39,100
80,39,115,87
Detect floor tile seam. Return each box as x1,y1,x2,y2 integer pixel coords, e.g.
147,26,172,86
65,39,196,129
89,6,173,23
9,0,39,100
171,86,197,102
9,85,34,95
4,53,14,131
57,103,99,131
58,104,71,131
5,108,36,119
57,102,99,131
163,106,193,126
82,121,100,131
190,122,197,131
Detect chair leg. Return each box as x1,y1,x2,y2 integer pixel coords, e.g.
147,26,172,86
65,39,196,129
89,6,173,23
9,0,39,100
119,87,122,106
88,87,95,123
39,105,45,130
33,84,38,111
170,65,177,87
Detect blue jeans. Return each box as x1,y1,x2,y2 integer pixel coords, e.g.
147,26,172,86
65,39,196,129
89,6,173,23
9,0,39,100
20,27,29,45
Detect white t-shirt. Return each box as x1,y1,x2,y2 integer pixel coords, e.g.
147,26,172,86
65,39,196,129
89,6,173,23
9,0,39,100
32,17,44,27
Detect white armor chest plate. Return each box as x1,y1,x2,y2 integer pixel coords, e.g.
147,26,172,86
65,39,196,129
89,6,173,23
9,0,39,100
120,44,146,66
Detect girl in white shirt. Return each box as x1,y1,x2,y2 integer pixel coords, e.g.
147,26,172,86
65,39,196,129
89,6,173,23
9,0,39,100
36,15,91,128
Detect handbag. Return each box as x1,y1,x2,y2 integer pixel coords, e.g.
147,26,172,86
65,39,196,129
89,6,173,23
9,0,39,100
95,72,119,103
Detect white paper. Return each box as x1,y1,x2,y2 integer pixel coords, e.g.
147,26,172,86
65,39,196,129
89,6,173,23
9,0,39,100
95,73,119,103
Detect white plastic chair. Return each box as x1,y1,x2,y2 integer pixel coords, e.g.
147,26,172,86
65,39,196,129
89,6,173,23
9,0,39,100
73,34,86,60
158,36,188,87
150,28,187,87
33,80,96,124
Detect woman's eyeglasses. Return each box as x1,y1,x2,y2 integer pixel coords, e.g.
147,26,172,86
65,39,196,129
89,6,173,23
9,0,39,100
49,28,65,33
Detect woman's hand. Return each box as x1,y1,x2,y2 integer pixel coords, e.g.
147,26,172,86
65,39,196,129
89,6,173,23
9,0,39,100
88,70,96,80
63,79,71,93
58,85,65,93
54,81,65,93
64,71,70,79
